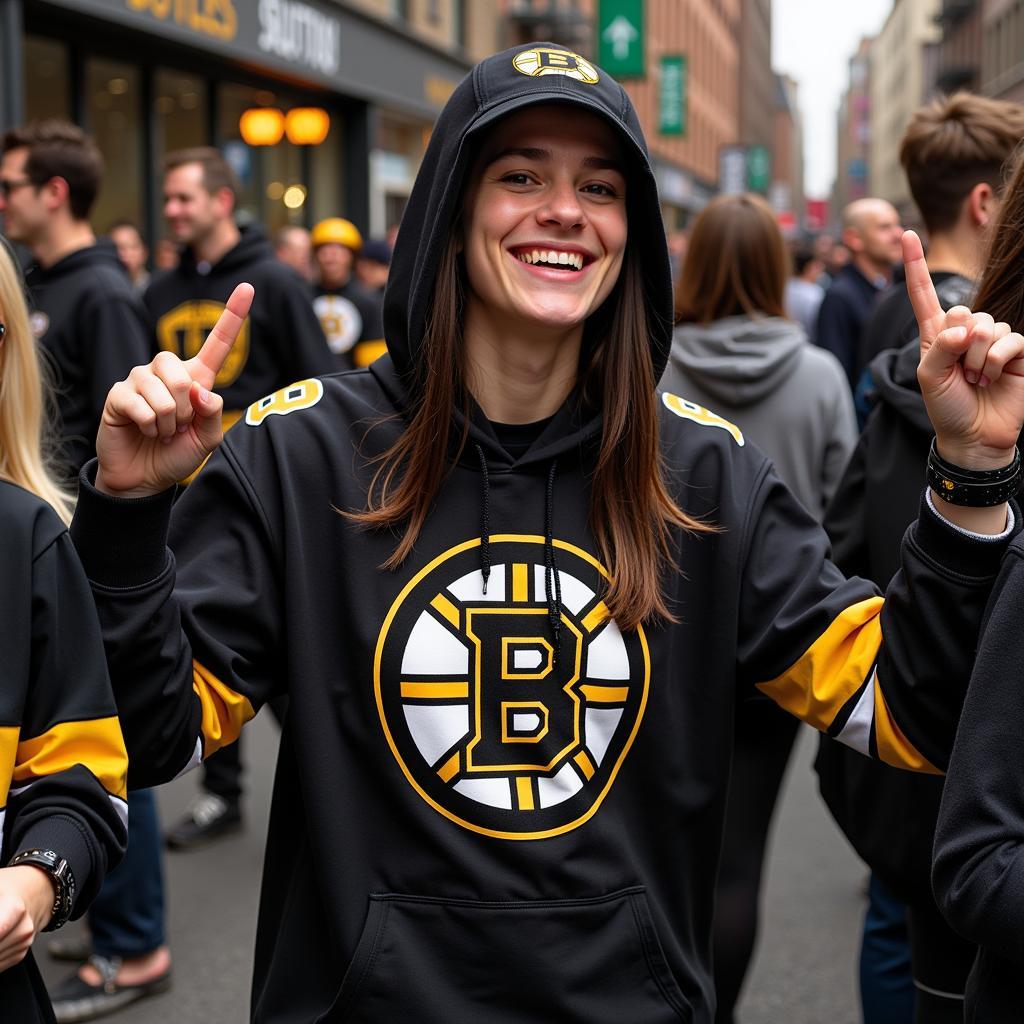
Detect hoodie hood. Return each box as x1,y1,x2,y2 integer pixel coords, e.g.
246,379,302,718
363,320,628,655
668,315,806,407
868,337,932,434
381,43,673,415
175,223,273,277
29,237,126,283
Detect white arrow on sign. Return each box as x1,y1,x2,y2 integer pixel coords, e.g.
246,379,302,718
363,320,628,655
602,15,638,61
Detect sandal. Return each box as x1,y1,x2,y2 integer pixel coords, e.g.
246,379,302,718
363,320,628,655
49,954,172,1023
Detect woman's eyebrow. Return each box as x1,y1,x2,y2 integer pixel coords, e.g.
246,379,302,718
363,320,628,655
486,147,624,173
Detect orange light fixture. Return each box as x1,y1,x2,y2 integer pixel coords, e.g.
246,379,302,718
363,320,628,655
239,107,285,146
285,107,330,146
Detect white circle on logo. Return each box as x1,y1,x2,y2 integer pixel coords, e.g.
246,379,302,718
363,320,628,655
374,536,649,840
29,311,50,339
512,49,600,85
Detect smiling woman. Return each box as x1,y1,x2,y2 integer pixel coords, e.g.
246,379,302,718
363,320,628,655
69,42,1024,1024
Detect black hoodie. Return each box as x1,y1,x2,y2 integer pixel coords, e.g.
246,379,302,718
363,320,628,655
25,241,151,477
0,481,128,1022
144,225,335,426
71,45,1020,1023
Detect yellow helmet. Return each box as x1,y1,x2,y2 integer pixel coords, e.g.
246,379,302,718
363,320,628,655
311,218,363,251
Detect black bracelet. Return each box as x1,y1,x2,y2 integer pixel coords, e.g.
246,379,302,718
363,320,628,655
926,438,1022,507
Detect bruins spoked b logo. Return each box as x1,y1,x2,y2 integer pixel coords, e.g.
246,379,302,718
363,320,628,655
374,536,650,840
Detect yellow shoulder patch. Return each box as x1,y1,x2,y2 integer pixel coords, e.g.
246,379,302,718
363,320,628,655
245,379,324,427
661,393,744,446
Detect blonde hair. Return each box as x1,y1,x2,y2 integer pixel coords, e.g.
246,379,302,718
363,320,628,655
0,244,74,523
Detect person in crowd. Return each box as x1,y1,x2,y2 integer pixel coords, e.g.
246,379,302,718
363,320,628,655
147,146,334,852
0,235,129,1024
272,224,312,283
930,145,1024,1024
0,119,171,1023
152,238,178,272
815,197,903,390
68,45,1024,1024
666,228,689,286
355,237,391,297
662,193,856,1023
0,122,151,475
311,217,385,369
818,97,1024,1024
108,221,150,294
785,243,825,343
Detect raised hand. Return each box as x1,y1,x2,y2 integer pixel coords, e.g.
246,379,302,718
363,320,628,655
0,866,54,973
95,283,254,497
906,231,1024,470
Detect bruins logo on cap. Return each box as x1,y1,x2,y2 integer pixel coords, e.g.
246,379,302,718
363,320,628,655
512,48,599,85
374,535,649,840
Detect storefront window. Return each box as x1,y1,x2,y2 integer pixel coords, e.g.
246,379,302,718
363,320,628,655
218,82,306,235
308,116,344,225
23,36,70,122
154,69,208,164
85,58,143,232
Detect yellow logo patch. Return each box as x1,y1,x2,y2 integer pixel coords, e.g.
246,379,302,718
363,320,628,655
512,48,599,84
245,379,323,426
662,393,745,447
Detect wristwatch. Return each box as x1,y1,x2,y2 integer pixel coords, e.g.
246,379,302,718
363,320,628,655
8,848,76,931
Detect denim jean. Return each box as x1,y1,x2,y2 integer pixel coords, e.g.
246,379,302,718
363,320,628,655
860,873,914,1024
88,789,165,959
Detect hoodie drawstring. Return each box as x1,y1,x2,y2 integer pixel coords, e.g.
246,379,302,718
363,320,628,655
475,444,491,595
543,458,562,666
474,446,562,664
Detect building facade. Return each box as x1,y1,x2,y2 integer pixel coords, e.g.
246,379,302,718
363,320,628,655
771,73,804,236
869,0,941,220
832,37,872,222
737,0,774,154
0,0,501,246
981,0,1024,102
934,0,983,93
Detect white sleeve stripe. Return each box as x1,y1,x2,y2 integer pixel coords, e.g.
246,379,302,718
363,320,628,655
109,794,129,832
835,667,877,757
172,737,204,781
926,488,1016,541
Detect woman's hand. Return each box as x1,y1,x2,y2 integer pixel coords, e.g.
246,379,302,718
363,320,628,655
0,866,55,973
907,231,1024,470
95,284,254,497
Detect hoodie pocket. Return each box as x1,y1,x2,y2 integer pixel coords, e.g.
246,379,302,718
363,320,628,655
324,886,692,1024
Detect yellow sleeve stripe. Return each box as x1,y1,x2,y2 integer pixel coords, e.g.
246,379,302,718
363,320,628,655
193,661,256,759
872,674,940,774
756,597,884,732
0,725,17,807
13,717,128,799
353,339,388,367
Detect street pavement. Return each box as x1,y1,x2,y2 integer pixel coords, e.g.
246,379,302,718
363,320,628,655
39,721,866,1023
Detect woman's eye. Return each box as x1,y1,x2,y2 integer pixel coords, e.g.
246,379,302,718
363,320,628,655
502,172,534,186
582,183,618,197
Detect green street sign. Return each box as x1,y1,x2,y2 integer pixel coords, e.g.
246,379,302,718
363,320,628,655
659,55,687,136
747,145,771,193
598,0,644,78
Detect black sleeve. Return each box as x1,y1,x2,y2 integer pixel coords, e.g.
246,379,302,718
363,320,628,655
740,462,1019,772
823,432,871,581
6,532,129,918
932,544,1024,960
69,446,285,790
268,275,335,383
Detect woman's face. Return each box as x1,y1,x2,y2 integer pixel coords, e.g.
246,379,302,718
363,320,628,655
461,105,628,335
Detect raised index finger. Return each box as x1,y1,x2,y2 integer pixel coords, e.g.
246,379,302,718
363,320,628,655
190,283,254,388
902,231,944,348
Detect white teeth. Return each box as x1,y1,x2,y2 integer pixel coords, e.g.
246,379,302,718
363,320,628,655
515,249,584,270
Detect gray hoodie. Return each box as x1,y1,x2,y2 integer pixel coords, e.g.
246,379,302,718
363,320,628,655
661,315,856,517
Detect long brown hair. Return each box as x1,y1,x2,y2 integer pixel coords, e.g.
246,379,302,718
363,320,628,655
971,146,1024,331
350,233,714,631
675,193,788,324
